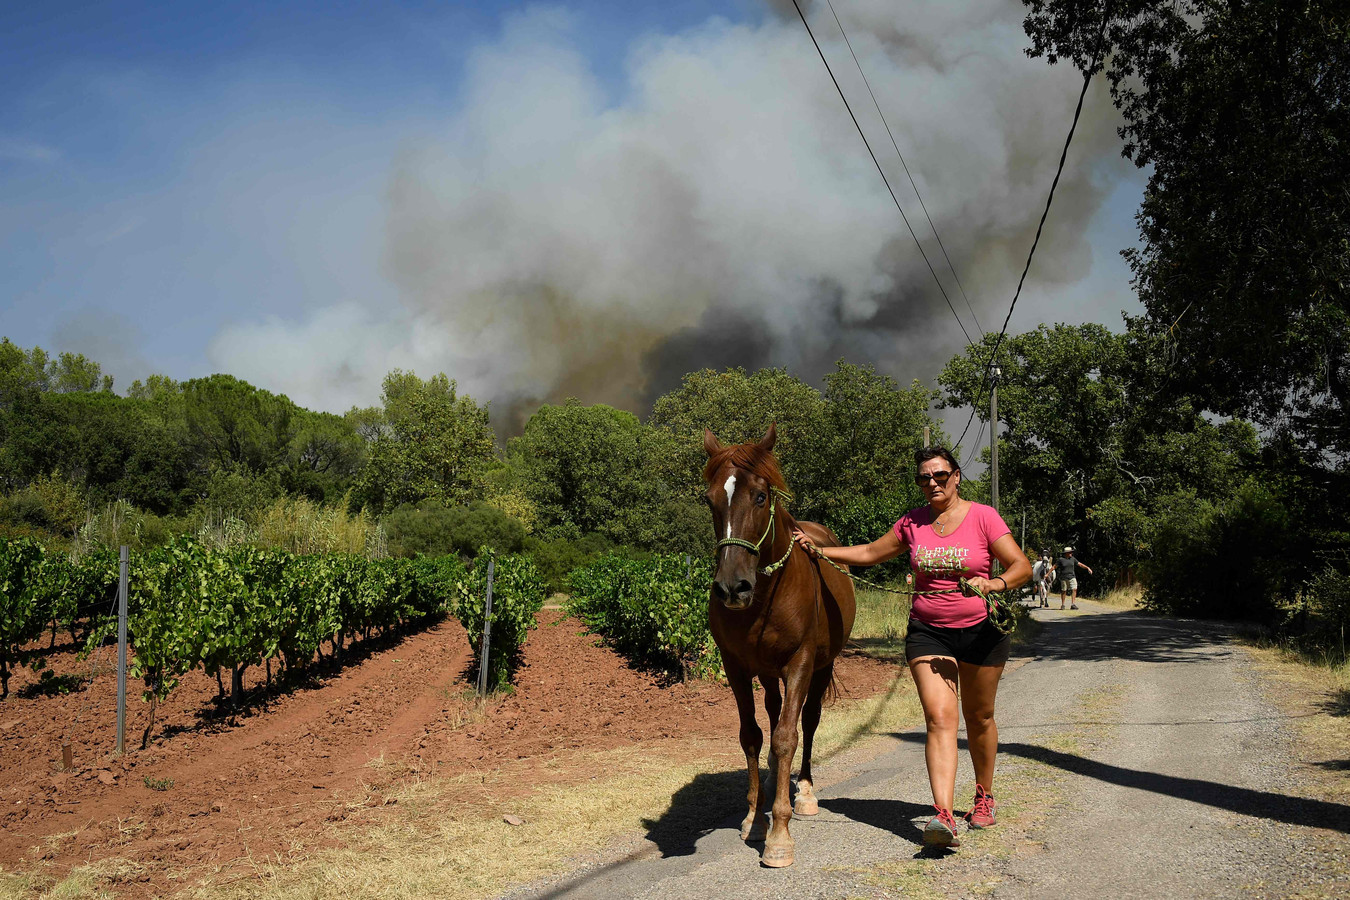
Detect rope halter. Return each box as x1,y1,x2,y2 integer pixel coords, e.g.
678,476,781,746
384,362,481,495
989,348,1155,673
715,487,795,576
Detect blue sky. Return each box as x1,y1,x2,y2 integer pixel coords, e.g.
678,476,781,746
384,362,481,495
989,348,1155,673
1,1,1145,419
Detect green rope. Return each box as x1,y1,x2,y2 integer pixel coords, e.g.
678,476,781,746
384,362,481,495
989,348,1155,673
800,541,1017,635
711,491,1015,634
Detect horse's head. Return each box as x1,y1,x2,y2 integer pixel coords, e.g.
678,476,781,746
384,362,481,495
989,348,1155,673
702,423,784,610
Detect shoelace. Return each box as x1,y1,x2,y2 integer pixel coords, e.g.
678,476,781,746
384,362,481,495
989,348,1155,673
932,805,958,830
970,790,996,819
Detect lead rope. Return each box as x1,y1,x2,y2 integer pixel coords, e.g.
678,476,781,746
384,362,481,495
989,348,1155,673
795,539,1017,635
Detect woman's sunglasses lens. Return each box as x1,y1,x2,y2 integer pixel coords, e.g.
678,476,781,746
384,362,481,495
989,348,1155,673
914,471,953,485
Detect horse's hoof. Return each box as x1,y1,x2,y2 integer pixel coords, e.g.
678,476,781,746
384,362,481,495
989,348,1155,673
793,795,819,816
761,844,794,868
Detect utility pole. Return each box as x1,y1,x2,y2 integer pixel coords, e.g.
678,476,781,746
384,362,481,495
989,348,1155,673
990,365,1001,515
923,425,930,449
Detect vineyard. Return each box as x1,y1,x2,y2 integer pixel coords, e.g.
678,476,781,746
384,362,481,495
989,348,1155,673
0,536,548,746
567,554,721,680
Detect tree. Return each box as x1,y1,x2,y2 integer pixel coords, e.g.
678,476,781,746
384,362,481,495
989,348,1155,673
648,367,825,500
940,324,1258,581
792,362,943,526
508,401,707,551
1022,0,1350,455
181,375,299,474
284,411,366,502
351,371,496,513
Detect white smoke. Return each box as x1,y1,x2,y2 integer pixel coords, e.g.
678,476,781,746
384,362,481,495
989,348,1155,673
211,1,1134,422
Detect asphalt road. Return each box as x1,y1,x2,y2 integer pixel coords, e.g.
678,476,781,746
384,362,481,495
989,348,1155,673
507,603,1350,899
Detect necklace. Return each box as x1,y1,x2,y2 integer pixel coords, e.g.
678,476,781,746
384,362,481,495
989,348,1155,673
932,501,963,535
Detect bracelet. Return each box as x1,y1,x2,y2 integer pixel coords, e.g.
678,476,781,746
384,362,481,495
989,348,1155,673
995,577,1007,591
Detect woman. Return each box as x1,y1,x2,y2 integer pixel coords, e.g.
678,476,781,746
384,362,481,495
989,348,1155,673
791,446,1030,849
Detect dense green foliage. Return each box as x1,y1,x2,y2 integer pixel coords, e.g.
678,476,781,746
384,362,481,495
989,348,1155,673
454,551,548,690
385,501,527,559
350,371,496,513
566,554,720,680
1017,0,1350,644
1024,0,1349,457
941,325,1260,586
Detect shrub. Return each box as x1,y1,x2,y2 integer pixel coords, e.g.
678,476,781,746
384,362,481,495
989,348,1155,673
566,553,719,680
1141,480,1298,622
386,501,527,559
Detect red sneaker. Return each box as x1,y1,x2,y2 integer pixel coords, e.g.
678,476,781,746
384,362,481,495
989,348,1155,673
965,784,997,829
923,806,961,848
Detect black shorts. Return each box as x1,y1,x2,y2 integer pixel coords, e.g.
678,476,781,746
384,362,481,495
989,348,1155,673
905,616,1011,667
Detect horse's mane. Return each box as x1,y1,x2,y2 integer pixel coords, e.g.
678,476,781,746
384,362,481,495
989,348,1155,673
702,442,789,493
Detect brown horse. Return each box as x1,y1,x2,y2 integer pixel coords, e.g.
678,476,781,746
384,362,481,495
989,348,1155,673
702,424,856,868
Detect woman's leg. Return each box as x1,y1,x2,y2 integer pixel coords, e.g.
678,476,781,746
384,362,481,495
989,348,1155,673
909,655,960,810
957,660,1006,791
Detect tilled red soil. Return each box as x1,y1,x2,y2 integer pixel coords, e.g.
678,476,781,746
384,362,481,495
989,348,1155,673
0,610,896,895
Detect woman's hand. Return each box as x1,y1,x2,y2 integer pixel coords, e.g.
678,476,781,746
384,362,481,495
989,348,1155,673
791,528,820,557
963,575,1007,596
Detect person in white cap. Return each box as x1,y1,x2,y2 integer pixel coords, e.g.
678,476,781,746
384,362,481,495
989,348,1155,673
1053,546,1093,610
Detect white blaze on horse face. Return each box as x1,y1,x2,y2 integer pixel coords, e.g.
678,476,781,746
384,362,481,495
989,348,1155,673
723,474,736,540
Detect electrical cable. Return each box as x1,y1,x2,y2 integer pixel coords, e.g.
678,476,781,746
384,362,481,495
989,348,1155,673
956,4,1112,468
788,0,976,347
823,0,984,337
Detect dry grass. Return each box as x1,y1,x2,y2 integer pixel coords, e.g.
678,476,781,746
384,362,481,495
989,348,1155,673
254,496,384,557
188,745,741,900
1094,585,1144,610
849,587,912,660
1241,643,1350,800
0,867,115,900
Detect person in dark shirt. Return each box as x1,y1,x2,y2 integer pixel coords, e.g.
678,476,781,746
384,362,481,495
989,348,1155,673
1054,546,1093,610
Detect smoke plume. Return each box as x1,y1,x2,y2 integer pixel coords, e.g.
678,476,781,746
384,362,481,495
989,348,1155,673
214,1,1133,428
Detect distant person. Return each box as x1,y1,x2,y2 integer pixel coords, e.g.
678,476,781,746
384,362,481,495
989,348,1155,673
1054,546,1093,610
1031,553,1051,608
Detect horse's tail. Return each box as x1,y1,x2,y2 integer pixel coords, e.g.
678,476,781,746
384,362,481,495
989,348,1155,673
824,665,842,707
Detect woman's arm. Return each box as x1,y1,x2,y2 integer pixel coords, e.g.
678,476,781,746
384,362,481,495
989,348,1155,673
790,527,904,567
966,533,1033,595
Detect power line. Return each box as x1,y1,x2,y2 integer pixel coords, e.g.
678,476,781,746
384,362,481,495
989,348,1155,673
822,0,984,337
956,6,1112,468
788,0,976,348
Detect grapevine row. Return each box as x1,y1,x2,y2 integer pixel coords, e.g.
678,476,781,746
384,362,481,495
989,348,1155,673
566,554,720,680
0,537,546,746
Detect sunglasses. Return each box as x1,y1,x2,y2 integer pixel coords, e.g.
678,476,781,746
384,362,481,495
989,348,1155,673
914,470,955,485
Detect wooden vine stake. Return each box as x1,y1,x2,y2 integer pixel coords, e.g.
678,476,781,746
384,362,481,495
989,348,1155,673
476,557,496,696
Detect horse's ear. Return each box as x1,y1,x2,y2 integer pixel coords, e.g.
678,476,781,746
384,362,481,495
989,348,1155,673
758,422,777,452
703,429,722,457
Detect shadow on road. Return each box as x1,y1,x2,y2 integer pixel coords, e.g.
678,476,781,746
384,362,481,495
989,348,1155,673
1027,610,1237,664
520,771,749,899
893,733,1350,834
817,796,932,845
640,770,746,857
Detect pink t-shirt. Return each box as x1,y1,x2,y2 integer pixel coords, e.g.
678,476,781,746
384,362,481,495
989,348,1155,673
893,502,1011,629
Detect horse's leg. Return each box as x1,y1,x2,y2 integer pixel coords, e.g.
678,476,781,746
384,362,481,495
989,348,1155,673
724,658,767,841
763,657,812,868
760,676,783,795
794,663,833,817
